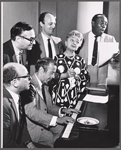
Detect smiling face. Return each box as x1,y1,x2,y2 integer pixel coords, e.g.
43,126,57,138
92,15,108,36
40,13,56,37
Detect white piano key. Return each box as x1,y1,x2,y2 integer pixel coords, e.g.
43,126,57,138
62,100,83,138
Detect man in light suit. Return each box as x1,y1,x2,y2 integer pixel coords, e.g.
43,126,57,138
3,62,37,148
79,14,119,85
3,22,36,69
28,12,64,75
23,58,80,148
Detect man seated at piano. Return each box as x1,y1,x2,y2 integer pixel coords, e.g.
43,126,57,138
52,30,90,109
20,57,80,148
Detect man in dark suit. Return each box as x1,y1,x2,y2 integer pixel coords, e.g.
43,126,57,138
3,62,47,148
3,22,36,69
23,58,80,148
28,12,64,75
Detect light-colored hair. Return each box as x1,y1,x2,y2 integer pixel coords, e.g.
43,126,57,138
66,30,83,41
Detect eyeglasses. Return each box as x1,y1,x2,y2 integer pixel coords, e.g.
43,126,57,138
19,35,36,44
14,75,31,80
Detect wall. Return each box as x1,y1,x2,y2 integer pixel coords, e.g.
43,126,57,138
2,1,119,43
108,2,119,42
2,2,39,43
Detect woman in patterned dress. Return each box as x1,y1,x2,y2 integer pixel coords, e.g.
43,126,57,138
52,30,90,108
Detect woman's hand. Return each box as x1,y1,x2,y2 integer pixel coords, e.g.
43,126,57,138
68,68,76,77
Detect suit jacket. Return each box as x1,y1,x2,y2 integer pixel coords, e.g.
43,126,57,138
24,74,60,143
28,33,64,74
3,40,27,66
3,86,31,148
79,31,118,84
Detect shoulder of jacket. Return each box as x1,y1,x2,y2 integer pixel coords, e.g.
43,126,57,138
51,36,62,44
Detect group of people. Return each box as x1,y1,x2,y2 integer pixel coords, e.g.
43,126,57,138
3,12,119,148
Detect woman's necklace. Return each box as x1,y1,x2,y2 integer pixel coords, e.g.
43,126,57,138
64,51,75,59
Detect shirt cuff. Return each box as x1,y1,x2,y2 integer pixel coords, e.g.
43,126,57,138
49,116,58,126
58,107,66,117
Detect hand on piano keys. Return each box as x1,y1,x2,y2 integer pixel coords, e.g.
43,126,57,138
61,108,81,116
56,116,75,125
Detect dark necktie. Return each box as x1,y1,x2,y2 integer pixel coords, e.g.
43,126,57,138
42,84,46,104
19,51,23,64
18,97,23,121
16,97,23,144
48,39,53,58
91,36,98,66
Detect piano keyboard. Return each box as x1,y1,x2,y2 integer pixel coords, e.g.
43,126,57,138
62,100,83,138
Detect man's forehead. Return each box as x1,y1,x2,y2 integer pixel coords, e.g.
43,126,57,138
21,29,35,37
47,63,56,71
45,14,56,23
97,16,108,22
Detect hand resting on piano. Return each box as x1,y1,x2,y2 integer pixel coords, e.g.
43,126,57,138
56,116,75,125
61,108,81,116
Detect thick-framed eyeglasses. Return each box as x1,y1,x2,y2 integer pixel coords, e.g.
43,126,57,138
14,75,31,80
19,35,36,44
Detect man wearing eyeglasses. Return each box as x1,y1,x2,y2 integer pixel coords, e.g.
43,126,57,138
3,22,36,68
28,12,64,75
3,62,49,148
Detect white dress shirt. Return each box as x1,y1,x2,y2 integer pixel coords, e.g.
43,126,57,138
41,32,56,59
34,74,59,126
11,40,23,63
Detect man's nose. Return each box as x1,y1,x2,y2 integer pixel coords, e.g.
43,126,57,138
33,40,36,45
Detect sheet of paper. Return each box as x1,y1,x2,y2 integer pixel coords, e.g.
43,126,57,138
83,94,108,103
98,42,119,66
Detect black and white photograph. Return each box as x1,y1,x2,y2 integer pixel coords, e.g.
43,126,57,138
1,1,120,148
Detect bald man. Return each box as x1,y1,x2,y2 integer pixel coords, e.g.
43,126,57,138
3,63,47,148
28,12,64,75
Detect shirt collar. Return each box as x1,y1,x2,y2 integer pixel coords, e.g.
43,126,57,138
41,32,52,41
35,73,43,89
6,88,19,103
11,40,23,55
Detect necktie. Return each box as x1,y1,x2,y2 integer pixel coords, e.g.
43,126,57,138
48,39,53,58
91,36,98,66
18,97,23,121
19,51,23,64
42,84,46,103
16,97,23,144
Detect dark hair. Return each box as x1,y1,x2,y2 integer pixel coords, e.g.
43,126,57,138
92,14,107,22
3,66,18,84
10,22,33,40
39,12,53,23
35,57,55,72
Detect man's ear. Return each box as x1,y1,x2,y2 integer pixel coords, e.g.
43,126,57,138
11,79,18,88
92,21,95,27
65,41,67,47
38,66,44,73
40,22,44,27
16,36,21,43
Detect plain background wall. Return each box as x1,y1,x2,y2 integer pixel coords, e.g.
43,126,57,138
2,2,39,42
108,2,119,42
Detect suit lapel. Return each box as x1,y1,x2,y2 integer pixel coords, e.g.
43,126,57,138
37,34,46,58
3,86,18,122
31,74,52,111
